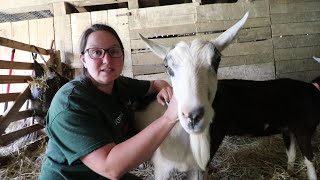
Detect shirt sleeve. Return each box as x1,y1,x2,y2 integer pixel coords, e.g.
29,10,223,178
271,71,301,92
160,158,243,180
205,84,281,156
119,76,150,100
46,100,114,165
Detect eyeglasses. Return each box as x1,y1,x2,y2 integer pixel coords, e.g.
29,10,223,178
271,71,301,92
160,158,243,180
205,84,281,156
83,48,123,59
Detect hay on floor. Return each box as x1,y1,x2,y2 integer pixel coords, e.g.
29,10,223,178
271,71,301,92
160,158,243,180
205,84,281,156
1,128,319,180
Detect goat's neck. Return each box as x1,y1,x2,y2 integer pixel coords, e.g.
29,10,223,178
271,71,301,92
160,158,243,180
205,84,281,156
190,127,210,170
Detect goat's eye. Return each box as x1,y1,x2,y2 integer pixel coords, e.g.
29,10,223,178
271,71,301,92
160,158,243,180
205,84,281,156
167,67,174,77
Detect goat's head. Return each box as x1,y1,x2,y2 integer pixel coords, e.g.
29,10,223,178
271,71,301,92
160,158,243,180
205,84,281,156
140,12,249,134
28,60,69,125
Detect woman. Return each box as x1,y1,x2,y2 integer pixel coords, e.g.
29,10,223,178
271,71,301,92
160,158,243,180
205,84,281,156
39,24,178,180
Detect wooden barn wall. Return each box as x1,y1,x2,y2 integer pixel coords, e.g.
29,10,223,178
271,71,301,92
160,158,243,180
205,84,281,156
55,8,132,77
270,0,320,82
130,0,275,81
0,18,54,111
131,0,320,82
1,0,320,84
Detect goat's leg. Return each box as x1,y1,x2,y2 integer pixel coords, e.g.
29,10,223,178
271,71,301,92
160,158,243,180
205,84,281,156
295,133,317,180
152,150,172,180
186,169,208,180
282,130,296,171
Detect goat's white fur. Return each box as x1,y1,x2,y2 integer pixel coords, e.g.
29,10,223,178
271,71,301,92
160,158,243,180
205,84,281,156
135,12,249,179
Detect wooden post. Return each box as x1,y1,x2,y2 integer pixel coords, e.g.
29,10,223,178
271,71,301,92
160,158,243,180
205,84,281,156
128,0,139,9
53,2,73,65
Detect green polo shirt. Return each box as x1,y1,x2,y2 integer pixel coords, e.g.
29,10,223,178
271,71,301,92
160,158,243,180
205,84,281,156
39,76,150,180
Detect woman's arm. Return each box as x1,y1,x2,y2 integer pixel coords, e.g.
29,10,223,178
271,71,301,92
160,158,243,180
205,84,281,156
147,80,173,106
80,96,178,180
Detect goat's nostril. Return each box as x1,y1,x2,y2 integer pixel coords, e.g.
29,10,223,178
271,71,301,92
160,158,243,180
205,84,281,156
188,107,204,124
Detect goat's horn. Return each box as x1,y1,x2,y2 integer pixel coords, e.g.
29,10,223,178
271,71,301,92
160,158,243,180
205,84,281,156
139,33,171,59
313,56,320,63
213,11,249,52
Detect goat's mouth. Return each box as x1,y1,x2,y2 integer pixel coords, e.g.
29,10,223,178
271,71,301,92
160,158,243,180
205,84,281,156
180,117,206,134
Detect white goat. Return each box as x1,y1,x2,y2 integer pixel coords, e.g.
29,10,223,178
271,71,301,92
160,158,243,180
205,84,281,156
134,12,249,180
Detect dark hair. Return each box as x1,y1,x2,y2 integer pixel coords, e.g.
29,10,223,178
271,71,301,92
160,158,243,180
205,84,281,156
79,24,124,77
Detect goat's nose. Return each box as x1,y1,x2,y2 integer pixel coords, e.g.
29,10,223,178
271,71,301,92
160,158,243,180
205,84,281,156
182,107,204,125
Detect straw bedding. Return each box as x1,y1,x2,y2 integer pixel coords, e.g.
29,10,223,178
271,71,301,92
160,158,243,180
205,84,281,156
1,128,319,180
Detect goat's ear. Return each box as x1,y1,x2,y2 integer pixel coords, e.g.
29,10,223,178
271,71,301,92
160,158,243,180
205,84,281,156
212,11,249,52
33,60,45,77
313,56,320,63
139,33,170,59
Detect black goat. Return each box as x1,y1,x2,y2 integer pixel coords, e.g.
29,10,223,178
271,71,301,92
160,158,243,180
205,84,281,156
28,60,69,125
210,77,320,180
134,76,320,180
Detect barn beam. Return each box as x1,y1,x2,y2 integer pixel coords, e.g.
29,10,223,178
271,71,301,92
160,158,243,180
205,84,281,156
0,0,139,13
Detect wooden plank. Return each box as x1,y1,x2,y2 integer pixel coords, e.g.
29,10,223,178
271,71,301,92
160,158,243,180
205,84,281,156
71,12,92,63
236,26,271,43
132,39,273,65
128,0,139,9
276,70,320,82
11,20,31,65
0,0,128,12
133,64,166,76
0,37,49,55
220,53,274,67
135,72,171,83
132,52,162,65
53,2,69,16
196,0,269,22
270,0,319,4
271,11,320,24
270,1,320,14
0,4,52,14
196,28,271,44
0,110,34,123
72,0,130,7
131,35,196,50
276,59,320,74
108,8,132,77
0,75,32,84
217,62,275,81
0,60,33,69
273,34,320,49
53,15,73,64
0,124,43,146
0,86,31,134
0,22,12,61
0,93,20,103
129,3,196,30
222,39,273,57
91,10,108,25
29,18,54,51
274,46,320,61
271,21,320,37
196,18,271,33
129,24,196,40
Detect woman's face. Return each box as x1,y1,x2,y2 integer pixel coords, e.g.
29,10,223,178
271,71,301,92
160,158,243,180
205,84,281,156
81,30,124,87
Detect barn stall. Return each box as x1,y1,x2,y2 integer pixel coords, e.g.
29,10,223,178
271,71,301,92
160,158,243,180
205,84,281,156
0,0,319,179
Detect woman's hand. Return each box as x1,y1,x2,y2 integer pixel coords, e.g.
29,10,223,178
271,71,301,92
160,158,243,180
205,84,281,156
156,86,173,106
163,95,178,123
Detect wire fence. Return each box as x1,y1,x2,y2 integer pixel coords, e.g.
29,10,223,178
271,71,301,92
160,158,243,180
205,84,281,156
0,10,53,23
